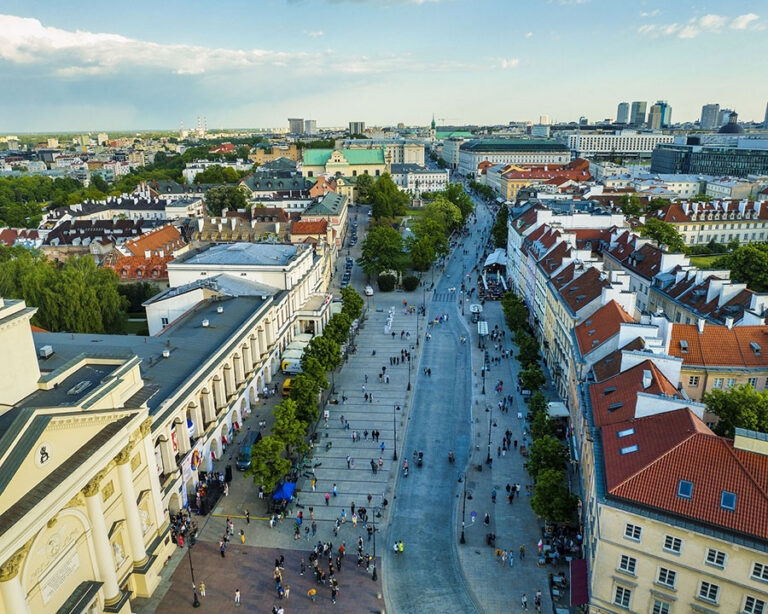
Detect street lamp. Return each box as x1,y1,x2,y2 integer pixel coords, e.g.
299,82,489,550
481,367,486,395
393,404,399,461
486,403,493,464
407,354,412,391
188,541,200,608
460,474,467,544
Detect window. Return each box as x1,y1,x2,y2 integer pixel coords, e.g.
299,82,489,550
664,535,682,553
726,377,736,389
720,490,737,511
745,596,766,614
624,523,642,541
652,600,670,614
698,581,719,603
617,428,635,438
618,555,637,574
614,586,632,608
160,317,169,327
713,377,724,389
688,376,700,387
705,548,726,568
677,480,693,499
657,567,677,588
752,562,768,582
749,377,758,388
620,444,638,454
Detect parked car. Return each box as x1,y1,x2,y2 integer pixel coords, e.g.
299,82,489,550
236,431,262,471
364,285,374,296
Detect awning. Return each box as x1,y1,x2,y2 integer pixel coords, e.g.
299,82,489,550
547,401,569,419
483,248,507,268
477,321,489,337
570,559,589,606
272,481,296,501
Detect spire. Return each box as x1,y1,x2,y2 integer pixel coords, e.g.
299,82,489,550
431,114,436,130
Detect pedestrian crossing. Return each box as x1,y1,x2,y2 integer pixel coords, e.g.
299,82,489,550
433,291,456,303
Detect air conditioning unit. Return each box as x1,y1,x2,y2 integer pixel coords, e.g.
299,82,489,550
202,319,210,327
217,306,224,313
39,345,54,359
162,349,171,358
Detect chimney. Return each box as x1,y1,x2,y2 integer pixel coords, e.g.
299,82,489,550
725,316,734,330
697,318,705,334
642,369,652,390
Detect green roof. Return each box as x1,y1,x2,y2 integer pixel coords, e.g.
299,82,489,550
303,148,385,167
436,131,474,139
304,192,347,216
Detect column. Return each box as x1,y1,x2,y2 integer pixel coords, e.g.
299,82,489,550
84,474,121,604
201,390,216,424
115,446,148,566
189,402,204,438
223,366,236,398
242,344,253,375
174,421,191,455
233,355,245,386
257,328,267,357
139,419,166,531
249,335,260,362
212,376,226,410
265,319,275,347
159,436,175,477
0,548,32,614
264,363,273,384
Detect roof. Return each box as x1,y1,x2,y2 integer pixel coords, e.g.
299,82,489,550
303,192,346,217
669,323,768,368
589,359,682,426
605,241,664,280
591,337,646,382
602,409,768,541
558,267,609,315
575,300,635,356
460,139,569,153
172,242,301,268
302,148,385,167
291,219,328,235
120,224,184,257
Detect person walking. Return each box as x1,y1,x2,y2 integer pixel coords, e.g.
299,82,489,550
325,493,330,506
521,593,528,610
199,582,206,597
234,588,241,607
520,544,526,560
333,483,338,497
245,510,250,524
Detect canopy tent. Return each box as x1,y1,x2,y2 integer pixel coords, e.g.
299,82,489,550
483,248,507,269
477,321,489,337
272,481,296,501
547,401,569,419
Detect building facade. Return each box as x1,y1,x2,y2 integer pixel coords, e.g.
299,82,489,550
564,132,675,157
651,144,768,177
300,149,386,179
389,164,449,196
457,140,570,176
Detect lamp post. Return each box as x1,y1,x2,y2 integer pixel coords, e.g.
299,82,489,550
393,404,399,461
486,402,493,464
407,354,412,391
188,541,200,608
481,367,486,395
460,474,467,544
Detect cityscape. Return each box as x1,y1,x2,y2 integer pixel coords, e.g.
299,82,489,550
1,3,768,614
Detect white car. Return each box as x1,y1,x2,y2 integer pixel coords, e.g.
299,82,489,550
364,285,374,296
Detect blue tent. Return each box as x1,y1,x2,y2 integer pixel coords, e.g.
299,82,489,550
272,481,296,501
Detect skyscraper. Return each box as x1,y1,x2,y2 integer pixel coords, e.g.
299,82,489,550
616,102,629,124
648,104,663,130
764,102,768,128
349,121,365,135
304,120,317,135
650,100,672,127
717,109,734,127
630,101,647,126
288,118,304,134
700,104,720,130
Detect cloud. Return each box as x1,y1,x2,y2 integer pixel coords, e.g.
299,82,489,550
637,13,761,38
525,31,533,38
730,13,760,29
499,58,520,69
640,9,660,18
307,30,324,37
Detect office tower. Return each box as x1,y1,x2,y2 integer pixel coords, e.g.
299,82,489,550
700,104,720,130
648,104,663,130
764,102,768,128
717,109,734,127
650,100,671,128
630,101,647,126
616,102,629,124
349,121,365,134
304,119,317,135
539,115,550,125
288,118,304,134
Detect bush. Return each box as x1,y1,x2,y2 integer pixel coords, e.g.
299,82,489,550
377,273,397,292
402,274,419,292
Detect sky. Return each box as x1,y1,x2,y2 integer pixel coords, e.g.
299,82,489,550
0,0,767,132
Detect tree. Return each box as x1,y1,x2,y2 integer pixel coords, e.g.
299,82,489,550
117,281,161,313
618,194,643,217
530,468,578,523
246,435,291,494
369,173,410,219
402,274,419,292
437,157,447,168
358,226,405,277
528,436,568,479
90,173,110,193
520,366,546,392
300,355,329,390
408,236,436,271
271,399,307,455
377,273,397,291
323,313,351,346
341,287,363,320
530,410,555,440
516,333,540,369
305,335,342,372
290,373,321,423
204,185,247,215
491,205,509,248
639,218,686,253
704,384,768,438
713,245,768,292
423,195,462,232
528,391,548,416
501,292,528,332
355,173,374,204
441,183,474,221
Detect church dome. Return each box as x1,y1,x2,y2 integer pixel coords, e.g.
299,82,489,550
719,111,744,134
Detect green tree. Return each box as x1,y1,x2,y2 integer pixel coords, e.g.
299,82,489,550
117,281,161,313
437,157,447,168
358,226,405,277
305,335,342,372
527,391,548,416
369,173,410,219
402,274,420,292
408,236,436,271
639,218,686,253
355,173,374,204
204,185,247,215
520,366,546,392
441,183,474,221
423,195,462,232
323,312,351,346
340,287,364,320
377,273,397,291
516,333,540,369
491,204,509,248
704,384,768,438
528,436,568,479
300,355,329,390
246,435,291,494
290,373,321,423
501,292,528,332
530,411,555,440
618,194,643,217
90,173,110,193
713,245,768,292
271,398,307,455
530,468,578,522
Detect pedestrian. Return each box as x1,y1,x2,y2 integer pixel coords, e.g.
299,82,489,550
325,493,330,506
307,588,316,602
234,588,241,606
333,483,338,497
484,512,490,526
309,506,314,520
364,430,368,440
367,493,373,505
311,478,316,492
245,510,250,524
200,582,206,597
521,593,528,610
312,521,317,536
346,454,351,469
520,545,526,559
239,529,245,544
300,559,306,575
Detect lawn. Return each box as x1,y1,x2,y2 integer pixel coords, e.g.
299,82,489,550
689,255,722,269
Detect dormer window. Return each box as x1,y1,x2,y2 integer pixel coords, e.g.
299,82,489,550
720,491,736,511
677,480,693,499
679,340,689,353
608,402,624,411
620,444,638,455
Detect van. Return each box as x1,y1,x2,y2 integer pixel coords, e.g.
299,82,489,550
236,431,262,471
282,378,293,396
281,358,302,374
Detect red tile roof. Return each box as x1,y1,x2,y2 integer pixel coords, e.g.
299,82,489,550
669,323,768,368
291,219,328,235
589,360,682,426
558,267,609,315
603,409,768,540
121,224,184,257
652,200,768,225
591,337,646,382
575,300,635,356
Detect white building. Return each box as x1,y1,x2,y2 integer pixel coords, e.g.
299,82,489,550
458,140,570,176
564,131,675,157
334,138,425,166
182,160,253,183
441,137,468,170
705,178,758,200
390,164,450,196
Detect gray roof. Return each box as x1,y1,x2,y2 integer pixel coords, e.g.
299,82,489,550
460,139,568,153
144,273,280,306
173,242,301,267
304,192,346,216
32,296,269,415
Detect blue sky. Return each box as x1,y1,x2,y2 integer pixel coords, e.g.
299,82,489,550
1,0,766,131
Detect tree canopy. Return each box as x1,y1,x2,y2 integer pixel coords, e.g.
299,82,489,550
369,173,410,219
304,335,342,372
204,185,248,216
422,195,462,232
355,173,374,204
704,383,768,438
246,435,291,494
491,204,509,248
713,244,768,292
530,468,578,523
527,436,568,479
290,373,321,423
639,218,686,253
271,399,307,455
358,226,406,277
193,164,242,184
340,286,364,321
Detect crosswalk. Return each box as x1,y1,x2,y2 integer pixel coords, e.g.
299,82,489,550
433,291,457,303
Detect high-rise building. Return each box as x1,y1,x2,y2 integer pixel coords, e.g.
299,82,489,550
538,115,550,125
630,101,647,126
764,102,768,128
616,102,629,124
304,119,317,135
648,104,663,130
349,121,365,135
288,118,304,134
658,100,672,126
717,108,734,127
700,103,720,130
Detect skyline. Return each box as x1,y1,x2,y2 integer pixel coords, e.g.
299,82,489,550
0,0,767,131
